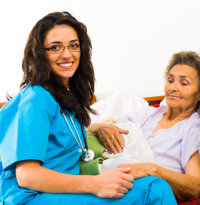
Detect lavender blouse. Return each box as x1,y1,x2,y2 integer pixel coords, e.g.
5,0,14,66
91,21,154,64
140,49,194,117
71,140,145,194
115,105,200,173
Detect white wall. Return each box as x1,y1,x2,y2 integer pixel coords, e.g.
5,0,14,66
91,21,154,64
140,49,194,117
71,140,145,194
1,0,200,101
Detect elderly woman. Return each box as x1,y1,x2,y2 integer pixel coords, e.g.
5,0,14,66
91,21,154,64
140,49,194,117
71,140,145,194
88,51,200,202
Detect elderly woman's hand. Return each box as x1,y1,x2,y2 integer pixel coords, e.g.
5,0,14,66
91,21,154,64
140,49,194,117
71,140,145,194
118,163,158,179
87,120,129,154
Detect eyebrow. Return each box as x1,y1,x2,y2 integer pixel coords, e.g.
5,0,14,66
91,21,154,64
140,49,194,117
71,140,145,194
47,39,79,46
168,73,188,79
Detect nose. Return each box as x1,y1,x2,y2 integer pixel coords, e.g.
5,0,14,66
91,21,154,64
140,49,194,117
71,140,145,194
61,46,72,58
171,81,179,91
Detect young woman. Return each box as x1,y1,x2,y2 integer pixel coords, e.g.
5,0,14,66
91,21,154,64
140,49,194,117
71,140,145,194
0,11,176,204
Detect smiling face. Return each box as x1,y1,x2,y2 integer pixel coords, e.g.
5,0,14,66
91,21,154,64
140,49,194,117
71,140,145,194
44,24,81,86
164,64,200,112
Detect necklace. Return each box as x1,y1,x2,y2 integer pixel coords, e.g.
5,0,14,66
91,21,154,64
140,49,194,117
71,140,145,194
60,108,95,162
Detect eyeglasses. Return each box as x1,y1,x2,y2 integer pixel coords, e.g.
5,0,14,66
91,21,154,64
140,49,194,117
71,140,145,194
44,43,81,54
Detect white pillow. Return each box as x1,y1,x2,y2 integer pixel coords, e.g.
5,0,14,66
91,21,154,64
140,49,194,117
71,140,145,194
90,90,148,123
160,97,166,106
101,121,154,172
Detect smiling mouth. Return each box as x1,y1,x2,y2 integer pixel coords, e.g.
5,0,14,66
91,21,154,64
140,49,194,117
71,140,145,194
167,94,181,99
58,62,73,69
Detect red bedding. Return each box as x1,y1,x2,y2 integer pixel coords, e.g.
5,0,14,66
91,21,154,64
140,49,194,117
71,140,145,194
178,198,200,205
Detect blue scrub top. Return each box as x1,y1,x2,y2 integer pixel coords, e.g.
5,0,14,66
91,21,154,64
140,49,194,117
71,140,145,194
0,85,85,204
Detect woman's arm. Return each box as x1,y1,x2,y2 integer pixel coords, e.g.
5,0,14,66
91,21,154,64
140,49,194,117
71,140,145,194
119,151,200,201
16,160,133,198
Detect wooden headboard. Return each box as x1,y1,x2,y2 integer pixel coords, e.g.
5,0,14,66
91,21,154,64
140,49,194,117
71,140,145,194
0,95,165,108
144,96,165,105
0,102,6,108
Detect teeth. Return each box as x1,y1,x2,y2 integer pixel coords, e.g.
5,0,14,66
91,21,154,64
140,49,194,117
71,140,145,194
60,63,72,67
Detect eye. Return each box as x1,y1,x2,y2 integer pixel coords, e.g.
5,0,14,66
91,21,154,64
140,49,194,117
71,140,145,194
167,77,174,83
49,45,62,52
70,43,80,50
181,80,188,86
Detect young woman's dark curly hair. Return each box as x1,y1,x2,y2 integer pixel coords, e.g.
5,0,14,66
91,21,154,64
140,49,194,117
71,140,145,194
21,11,95,126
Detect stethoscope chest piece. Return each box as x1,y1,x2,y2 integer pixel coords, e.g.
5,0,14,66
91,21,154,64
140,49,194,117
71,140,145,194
82,149,95,162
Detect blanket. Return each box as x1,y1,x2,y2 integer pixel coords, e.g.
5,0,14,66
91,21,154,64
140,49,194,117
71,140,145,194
80,121,154,175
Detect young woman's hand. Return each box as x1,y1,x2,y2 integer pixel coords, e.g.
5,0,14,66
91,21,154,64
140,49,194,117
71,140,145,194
91,168,134,198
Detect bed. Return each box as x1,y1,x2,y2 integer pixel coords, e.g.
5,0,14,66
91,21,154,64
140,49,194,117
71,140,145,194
0,94,200,204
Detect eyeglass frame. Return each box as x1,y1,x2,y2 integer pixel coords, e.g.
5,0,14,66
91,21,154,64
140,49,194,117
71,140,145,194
44,43,81,54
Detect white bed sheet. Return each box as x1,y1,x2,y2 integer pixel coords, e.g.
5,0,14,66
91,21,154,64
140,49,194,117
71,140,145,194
90,90,148,123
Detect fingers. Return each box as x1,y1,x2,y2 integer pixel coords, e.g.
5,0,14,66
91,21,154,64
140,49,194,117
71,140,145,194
110,135,123,153
110,126,129,152
119,127,129,135
106,136,122,154
107,127,125,153
116,170,133,193
98,128,120,153
114,129,125,149
114,168,134,188
94,168,134,199
96,124,127,154
98,129,116,153
118,168,134,181
106,171,133,198
117,186,129,195
114,193,124,198
110,187,129,198
121,179,133,190
102,141,112,153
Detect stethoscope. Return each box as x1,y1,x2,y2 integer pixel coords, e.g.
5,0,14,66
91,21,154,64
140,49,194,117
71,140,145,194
60,108,95,162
